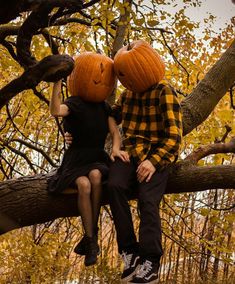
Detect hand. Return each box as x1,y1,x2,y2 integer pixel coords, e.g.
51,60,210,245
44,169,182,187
110,149,130,163
136,159,156,183
64,132,73,145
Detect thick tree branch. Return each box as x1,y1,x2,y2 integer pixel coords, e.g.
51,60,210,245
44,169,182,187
108,0,133,105
0,0,84,24
182,39,235,135
0,54,74,109
0,162,234,234
16,1,82,68
0,25,20,39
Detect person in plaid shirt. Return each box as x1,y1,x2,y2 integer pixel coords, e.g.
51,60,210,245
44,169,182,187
107,80,182,283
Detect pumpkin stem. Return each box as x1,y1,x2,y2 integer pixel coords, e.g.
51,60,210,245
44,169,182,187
96,49,102,54
127,44,132,51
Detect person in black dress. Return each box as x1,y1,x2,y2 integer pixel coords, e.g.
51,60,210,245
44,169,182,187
48,80,129,267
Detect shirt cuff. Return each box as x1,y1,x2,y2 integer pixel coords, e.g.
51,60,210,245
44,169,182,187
148,156,163,171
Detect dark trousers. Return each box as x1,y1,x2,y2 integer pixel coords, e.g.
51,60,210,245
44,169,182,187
107,158,169,262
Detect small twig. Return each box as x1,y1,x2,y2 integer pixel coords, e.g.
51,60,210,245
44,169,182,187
0,138,37,174
10,138,57,167
160,30,190,86
1,40,18,62
215,125,232,143
185,136,235,164
32,87,49,105
41,29,59,55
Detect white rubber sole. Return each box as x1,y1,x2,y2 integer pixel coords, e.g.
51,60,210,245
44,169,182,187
128,279,158,284
120,265,140,283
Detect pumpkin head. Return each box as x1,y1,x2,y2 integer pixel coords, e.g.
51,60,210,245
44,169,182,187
114,40,165,93
67,52,116,102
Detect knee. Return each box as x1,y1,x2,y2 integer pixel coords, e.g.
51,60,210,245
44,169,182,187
89,169,102,185
76,177,91,196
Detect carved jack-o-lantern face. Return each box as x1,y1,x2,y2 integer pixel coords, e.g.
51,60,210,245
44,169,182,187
67,52,116,102
114,40,165,93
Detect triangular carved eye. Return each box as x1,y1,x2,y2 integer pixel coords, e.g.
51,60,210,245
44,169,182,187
119,71,124,76
93,80,101,84
100,62,104,73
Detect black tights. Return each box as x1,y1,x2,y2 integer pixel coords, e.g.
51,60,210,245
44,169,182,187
75,169,102,237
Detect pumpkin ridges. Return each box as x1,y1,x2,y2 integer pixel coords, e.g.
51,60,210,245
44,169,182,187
93,55,115,87
134,47,157,91
148,48,165,81
125,55,137,91
75,54,91,96
118,46,159,92
88,55,114,101
114,40,165,93
67,52,116,102
115,50,140,91
129,49,151,92
136,44,165,86
137,43,165,81
91,55,102,86
103,62,115,87
113,51,130,88
78,54,91,96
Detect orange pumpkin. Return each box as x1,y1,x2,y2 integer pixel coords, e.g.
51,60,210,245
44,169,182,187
114,40,165,93
67,52,116,102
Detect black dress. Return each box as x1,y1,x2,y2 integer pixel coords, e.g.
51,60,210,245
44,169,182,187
47,96,111,194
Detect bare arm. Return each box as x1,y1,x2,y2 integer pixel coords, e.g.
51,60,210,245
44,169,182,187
50,80,70,117
108,117,129,162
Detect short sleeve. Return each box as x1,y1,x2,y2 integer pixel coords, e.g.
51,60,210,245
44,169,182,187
104,101,112,116
109,91,126,125
64,96,82,115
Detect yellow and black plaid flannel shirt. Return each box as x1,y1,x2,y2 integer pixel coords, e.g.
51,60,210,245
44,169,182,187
111,80,183,171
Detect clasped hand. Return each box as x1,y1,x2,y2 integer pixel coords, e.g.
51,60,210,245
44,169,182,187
136,159,156,183
110,148,130,163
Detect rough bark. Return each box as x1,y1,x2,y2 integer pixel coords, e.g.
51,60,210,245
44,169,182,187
0,0,84,24
108,0,133,105
181,39,235,135
111,0,132,59
185,136,235,164
0,54,74,108
0,162,235,234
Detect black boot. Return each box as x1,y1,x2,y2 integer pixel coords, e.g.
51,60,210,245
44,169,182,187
84,236,100,266
74,228,99,256
74,235,87,255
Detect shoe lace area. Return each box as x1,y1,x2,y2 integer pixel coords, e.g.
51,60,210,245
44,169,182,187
136,260,153,278
122,252,133,269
